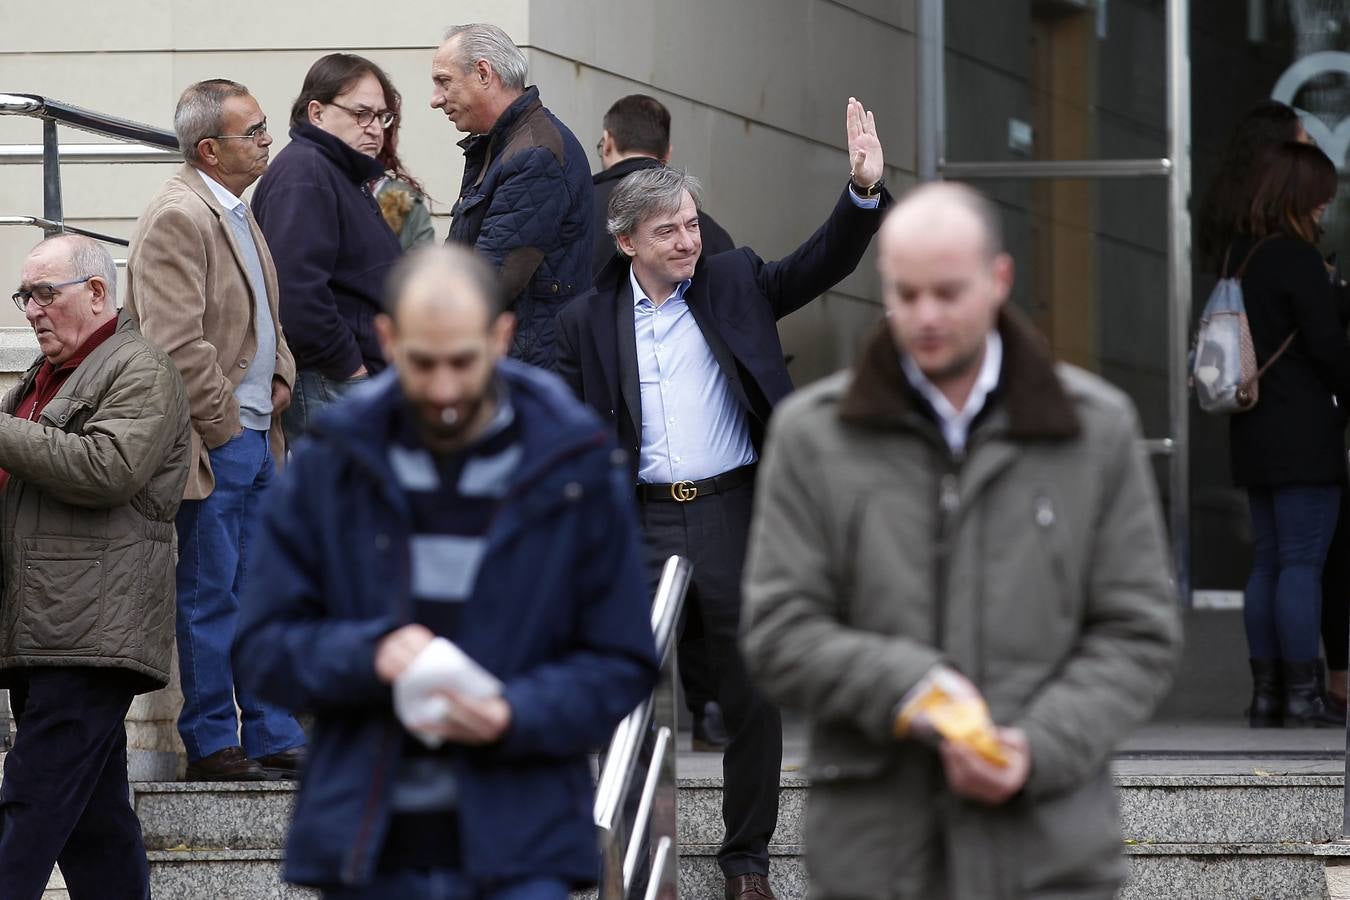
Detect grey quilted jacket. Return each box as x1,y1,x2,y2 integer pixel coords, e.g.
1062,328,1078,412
0,313,191,692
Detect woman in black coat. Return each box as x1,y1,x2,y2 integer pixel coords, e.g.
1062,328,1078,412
1231,141,1348,727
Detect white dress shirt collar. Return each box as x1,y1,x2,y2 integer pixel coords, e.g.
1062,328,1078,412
899,330,1003,457
197,169,245,213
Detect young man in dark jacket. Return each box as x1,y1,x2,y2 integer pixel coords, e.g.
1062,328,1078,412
433,23,593,369
234,244,657,898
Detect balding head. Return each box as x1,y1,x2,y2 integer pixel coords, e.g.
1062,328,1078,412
877,181,1013,407
376,244,515,451
383,243,505,325
18,234,118,366
880,181,1004,263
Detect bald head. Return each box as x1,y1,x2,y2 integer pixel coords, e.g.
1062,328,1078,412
375,244,514,450
383,243,504,326
880,182,1004,264
877,182,1013,407
30,233,118,305
19,234,119,366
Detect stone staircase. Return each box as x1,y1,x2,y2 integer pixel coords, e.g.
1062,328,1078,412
113,768,1349,899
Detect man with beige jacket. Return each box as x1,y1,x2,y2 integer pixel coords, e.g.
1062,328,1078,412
125,78,305,782
742,183,1182,899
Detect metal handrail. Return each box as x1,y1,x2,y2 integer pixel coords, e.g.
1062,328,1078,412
596,555,692,900
0,144,180,165
0,93,177,149
0,92,179,234
0,216,130,247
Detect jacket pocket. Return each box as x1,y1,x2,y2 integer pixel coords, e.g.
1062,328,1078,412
18,537,109,654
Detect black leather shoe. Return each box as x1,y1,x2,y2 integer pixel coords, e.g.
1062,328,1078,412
257,746,306,780
692,701,729,752
725,873,776,899
185,746,271,782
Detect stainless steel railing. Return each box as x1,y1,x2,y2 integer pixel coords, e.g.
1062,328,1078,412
0,92,180,243
596,555,692,900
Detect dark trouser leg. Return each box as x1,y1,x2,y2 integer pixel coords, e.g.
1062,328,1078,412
678,605,718,716
1244,488,1280,661
0,668,146,900
1271,485,1341,662
640,483,782,878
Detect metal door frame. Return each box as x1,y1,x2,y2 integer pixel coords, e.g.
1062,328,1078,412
916,0,1193,604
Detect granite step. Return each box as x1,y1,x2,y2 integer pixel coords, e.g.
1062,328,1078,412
131,772,1350,899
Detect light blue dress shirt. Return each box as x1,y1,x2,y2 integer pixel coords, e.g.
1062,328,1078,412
632,269,758,484
632,184,879,483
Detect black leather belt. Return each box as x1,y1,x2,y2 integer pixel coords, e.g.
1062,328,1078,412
636,464,757,503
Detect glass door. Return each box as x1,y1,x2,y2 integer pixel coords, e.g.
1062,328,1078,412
917,0,1189,591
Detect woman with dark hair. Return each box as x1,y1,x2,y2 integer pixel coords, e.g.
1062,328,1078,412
252,53,404,440
374,112,435,249
1198,100,1307,265
1230,141,1350,728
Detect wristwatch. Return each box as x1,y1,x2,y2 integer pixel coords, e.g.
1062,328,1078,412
850,174,884,198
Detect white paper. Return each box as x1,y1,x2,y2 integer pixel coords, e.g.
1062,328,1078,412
393,637,503,748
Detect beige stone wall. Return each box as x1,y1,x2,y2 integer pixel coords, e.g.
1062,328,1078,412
1,0,917,384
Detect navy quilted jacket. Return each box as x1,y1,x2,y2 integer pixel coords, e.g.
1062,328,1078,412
447,87,593,369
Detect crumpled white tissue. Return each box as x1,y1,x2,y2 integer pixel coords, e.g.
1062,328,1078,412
393,637,502,748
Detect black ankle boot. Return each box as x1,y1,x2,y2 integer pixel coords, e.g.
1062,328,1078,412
1248,659,1282,727
1283,661,1344,728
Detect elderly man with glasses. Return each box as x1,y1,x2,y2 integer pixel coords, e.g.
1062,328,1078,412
0,233,191,900
125,78,305,782
252,52,406,439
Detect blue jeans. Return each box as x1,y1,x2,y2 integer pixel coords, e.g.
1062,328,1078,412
175,428,305,761
1244,485,1342,662
321,872,568,900
283,369,367,444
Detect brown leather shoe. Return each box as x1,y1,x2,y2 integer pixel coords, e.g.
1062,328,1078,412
725,873,776,899
184,746,271,782
257,746,306,780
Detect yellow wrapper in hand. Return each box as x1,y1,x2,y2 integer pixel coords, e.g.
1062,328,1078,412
894,675,1009,767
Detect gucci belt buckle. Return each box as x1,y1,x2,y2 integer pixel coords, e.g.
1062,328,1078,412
670,480,698,502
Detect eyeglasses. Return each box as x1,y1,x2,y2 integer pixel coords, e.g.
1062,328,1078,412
211,120,269,144
12,275,93,311
596,136,604,156
330,103,396,129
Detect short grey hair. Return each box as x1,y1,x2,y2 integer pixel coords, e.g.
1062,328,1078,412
175,79,250,163
607,167,703,251
443,24,528,91
37,233,118,305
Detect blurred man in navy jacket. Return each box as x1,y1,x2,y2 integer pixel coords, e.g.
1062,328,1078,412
235,244,657,899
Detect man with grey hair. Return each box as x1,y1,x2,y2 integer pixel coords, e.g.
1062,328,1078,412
0,233,191,898
125,78,305,782
432,23,594,369
556,98,890,900
741,182,1181,898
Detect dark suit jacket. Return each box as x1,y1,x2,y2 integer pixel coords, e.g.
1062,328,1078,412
557,184,891,481
590,156,736,278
